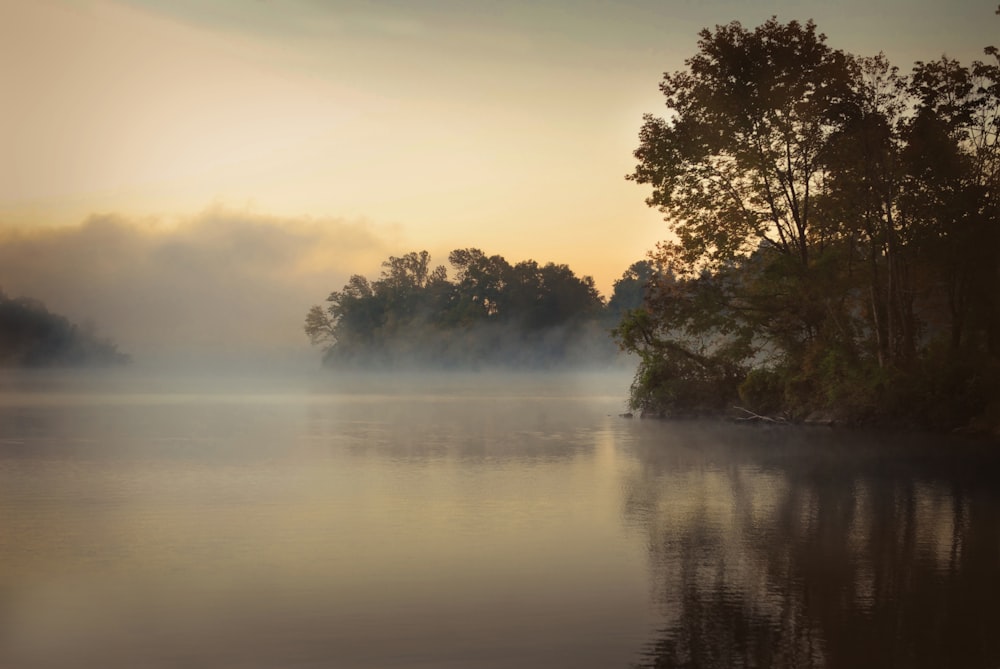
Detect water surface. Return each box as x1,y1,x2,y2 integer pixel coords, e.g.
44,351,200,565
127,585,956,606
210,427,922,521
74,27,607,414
0,370,997,668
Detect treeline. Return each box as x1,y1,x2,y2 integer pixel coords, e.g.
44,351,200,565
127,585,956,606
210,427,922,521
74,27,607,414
305,249,652,367
0,290,129,367
618,15,1000,430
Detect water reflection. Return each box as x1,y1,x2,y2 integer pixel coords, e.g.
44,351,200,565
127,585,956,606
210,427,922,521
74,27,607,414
622,422,1000,669
0,373,653,669
308,394,599,464
2,371,999,668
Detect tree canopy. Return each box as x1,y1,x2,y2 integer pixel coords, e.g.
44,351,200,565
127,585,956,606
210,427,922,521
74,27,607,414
305,249,641,368
0,290,130,367
620,16,1000,429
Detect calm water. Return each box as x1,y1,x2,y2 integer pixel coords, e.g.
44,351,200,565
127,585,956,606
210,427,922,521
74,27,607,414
0,370,998,669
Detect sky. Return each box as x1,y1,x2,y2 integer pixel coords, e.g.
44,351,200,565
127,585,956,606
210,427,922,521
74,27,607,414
1,0,997,361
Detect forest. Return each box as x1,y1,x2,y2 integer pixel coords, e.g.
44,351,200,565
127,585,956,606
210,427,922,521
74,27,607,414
304,249,653,368
0,290,129,367
616,15,999,430
305,14,1000,432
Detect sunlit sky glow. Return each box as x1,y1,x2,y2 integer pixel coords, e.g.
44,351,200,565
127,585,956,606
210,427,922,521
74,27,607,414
1,0,995,356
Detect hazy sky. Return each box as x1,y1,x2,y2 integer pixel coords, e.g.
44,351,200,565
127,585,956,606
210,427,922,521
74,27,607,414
1,0,996,359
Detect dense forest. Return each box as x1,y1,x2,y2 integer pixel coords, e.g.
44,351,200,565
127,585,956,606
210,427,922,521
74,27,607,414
616,15,999,431
0,290,129,367
304,249,653,368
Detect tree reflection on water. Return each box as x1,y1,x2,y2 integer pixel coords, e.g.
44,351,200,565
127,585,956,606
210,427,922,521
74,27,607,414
622,423,1000,669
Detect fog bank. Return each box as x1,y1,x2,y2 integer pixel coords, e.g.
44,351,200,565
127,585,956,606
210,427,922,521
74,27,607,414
0,208,400,361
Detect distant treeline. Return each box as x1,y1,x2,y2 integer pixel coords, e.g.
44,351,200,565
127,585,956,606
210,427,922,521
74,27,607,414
305,249,653,367
0,290,129,367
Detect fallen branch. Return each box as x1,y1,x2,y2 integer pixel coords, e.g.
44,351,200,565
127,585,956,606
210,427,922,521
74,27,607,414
732,406,789,424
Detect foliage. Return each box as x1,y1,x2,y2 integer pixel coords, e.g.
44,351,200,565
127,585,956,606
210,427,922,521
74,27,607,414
305,249,617,368
605,260,659,323
0,290,130,367
619,15,1000,429
738,368,785,416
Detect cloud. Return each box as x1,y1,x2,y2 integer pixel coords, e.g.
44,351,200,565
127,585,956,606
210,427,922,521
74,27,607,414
0,208,400,361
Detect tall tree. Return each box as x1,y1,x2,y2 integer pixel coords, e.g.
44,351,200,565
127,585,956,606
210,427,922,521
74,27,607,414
620,13,1000,425
629,18,855,274
624,18,861,413
447,248,511,322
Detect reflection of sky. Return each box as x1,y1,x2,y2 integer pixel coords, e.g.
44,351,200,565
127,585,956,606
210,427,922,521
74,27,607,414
3,376,1000,666
0,379,656,668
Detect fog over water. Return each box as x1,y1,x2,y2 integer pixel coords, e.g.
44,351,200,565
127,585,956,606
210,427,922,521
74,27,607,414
0,210,401,359
1,369,998,668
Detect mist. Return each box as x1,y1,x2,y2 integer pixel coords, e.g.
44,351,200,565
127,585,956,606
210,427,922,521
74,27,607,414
0,210,644,378
0,208,401,367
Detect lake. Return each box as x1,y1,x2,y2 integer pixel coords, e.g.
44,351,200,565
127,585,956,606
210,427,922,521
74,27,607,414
1,369,998,668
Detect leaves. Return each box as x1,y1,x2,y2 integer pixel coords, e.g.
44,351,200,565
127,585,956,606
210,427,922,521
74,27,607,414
622,15,1000,426
304,250,611,367
631,18,857,272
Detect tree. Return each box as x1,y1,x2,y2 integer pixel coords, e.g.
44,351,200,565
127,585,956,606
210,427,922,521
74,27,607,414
304,250,615,367
0,290,129,367
447,248,511,322
509,261,603,329
606,260,658,321
620,14,1000,427
624,18,860,414
629,18,855,274
613,253,761,415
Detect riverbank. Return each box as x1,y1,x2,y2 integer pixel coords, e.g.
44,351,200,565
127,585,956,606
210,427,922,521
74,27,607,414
622,403,1000,442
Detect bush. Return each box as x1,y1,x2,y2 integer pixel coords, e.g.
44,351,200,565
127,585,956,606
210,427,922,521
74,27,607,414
738,368,786,415
629,351,742,416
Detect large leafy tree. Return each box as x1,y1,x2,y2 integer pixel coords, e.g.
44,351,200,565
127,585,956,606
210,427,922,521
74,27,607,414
447,248,512,323
904,50,1000,358
621,14,1000,425
624,18,859,414
629,18,855,272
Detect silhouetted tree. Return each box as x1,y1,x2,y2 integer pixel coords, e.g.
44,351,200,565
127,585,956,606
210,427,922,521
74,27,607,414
0,290,129,367
305,250,614,368
620,13,1000,427
606,260,659,322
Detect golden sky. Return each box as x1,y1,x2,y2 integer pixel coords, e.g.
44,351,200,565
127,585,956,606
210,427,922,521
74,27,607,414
1,0,995,357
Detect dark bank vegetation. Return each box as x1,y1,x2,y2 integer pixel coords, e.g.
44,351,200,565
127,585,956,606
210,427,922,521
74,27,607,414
617,13,1000,432
0,289,130,367
305,249,654,368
